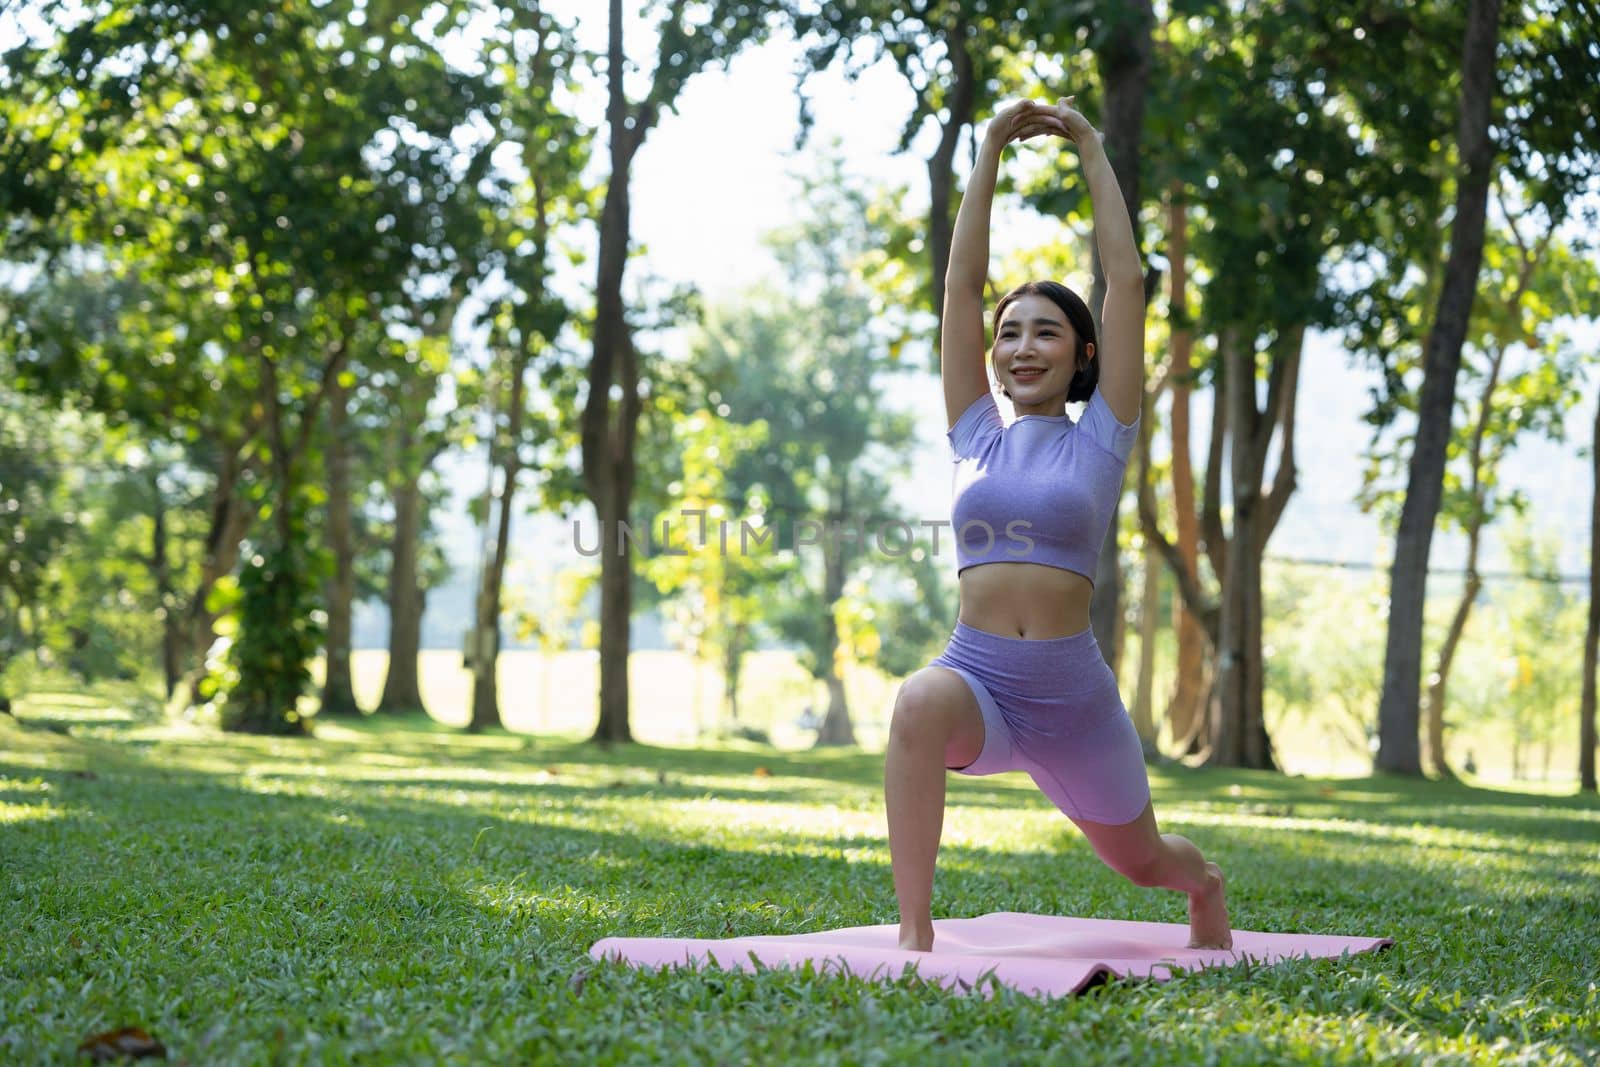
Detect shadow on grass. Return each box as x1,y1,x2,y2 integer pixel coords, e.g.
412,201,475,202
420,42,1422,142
6,714,1599,1067
7,718,1600,1067
8,721,1595,928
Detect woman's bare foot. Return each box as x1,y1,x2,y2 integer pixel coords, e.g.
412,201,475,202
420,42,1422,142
898,921,934,952
1187,862,1233,949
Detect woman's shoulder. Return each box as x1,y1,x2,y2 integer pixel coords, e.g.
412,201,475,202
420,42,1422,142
1072,390,1138,463
947,391,1002,459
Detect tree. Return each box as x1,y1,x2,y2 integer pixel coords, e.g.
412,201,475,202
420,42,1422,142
690,163,917,747
1374,0,1504,773
1358,192,1595,775
2,0,491,731
374,300,459,718
1374,0,1600,772
584,0,778,744
789,2,1036,345
463,6,587,732
1137,2,1389,769
1157,188,1206,752
0,393,76,698
641,409,780,734
1494,524,1582,780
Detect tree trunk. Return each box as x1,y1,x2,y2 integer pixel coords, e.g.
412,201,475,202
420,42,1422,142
470,341,530,732
1424,560,1478,778
180,446,253,698
814,535,856,747
1087,0,1154,677
1426,215,1545,775
151,469,181,701
377,467,428,715
1131,523,1161,755
1376,0,1502,775
1163,191,1206,751
320,373,361,717
585,0,649,745
1209,330,1261,767
468,484,504,731
591,481,634,744
926,14,975,356
1209,514,1264,768
723,616,746,724
1582,392,1599,792
1131,385,1160,755
1204,324,1300,770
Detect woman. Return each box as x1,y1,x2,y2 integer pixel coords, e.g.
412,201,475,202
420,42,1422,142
885,97,1232,952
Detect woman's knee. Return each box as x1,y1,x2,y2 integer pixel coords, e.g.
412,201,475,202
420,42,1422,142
1077,812,1168,887
1114,851,1167,888
889,669,977,750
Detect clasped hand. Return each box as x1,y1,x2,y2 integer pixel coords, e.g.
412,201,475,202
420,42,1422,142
986,96,1101,149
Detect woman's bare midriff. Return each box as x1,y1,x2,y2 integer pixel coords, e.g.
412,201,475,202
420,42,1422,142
957,561,1094,640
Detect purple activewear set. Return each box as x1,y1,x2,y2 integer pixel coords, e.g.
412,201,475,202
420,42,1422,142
930,387,1151,825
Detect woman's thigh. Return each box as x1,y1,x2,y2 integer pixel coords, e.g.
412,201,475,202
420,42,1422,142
893,665,988,770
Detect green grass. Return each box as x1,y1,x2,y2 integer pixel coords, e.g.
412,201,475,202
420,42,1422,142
3,706,1598,1065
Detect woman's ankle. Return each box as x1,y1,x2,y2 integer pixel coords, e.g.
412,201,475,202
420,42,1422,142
897,918,935,952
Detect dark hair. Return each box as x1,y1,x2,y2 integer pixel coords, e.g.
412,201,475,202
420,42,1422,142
992,280,1098,403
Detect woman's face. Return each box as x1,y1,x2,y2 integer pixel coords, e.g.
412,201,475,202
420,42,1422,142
992,293,1082,405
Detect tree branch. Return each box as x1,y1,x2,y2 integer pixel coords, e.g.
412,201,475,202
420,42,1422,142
1262,325,1303,542
1202,334,1229,586
1140,459,1219,632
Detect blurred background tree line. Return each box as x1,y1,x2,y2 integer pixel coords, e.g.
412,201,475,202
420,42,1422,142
2,0,1597,787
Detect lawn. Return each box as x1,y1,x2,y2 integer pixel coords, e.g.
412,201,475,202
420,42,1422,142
3,702,1598,1065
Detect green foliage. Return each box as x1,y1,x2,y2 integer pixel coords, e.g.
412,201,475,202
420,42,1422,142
0,390,197,695
204,536,326,736
0,396,74,675
642,410,783,675
1263,567,1388,762
1356,196,1597,533
2,0,505,720
3,720,1598,1061
1259,545,1587,780
862,548,956,679
789,1,1049,152
1484,522,1586,779
692,159,920,687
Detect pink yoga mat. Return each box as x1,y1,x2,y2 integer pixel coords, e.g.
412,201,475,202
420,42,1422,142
590,912,1392,998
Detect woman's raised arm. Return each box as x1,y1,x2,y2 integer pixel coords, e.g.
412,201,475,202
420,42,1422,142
1057,98,1143,425
942,101,1068,429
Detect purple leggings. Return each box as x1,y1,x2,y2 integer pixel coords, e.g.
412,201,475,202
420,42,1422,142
929,620,1151,825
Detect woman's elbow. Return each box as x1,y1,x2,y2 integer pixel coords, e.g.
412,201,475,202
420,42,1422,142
1106,267,1145,292
945,270,986,298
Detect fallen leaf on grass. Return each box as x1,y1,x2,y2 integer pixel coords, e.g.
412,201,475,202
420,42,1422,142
753,767,772,778
77,1027,166,1061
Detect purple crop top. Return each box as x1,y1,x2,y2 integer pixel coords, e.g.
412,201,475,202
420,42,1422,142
946,388,1139,582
